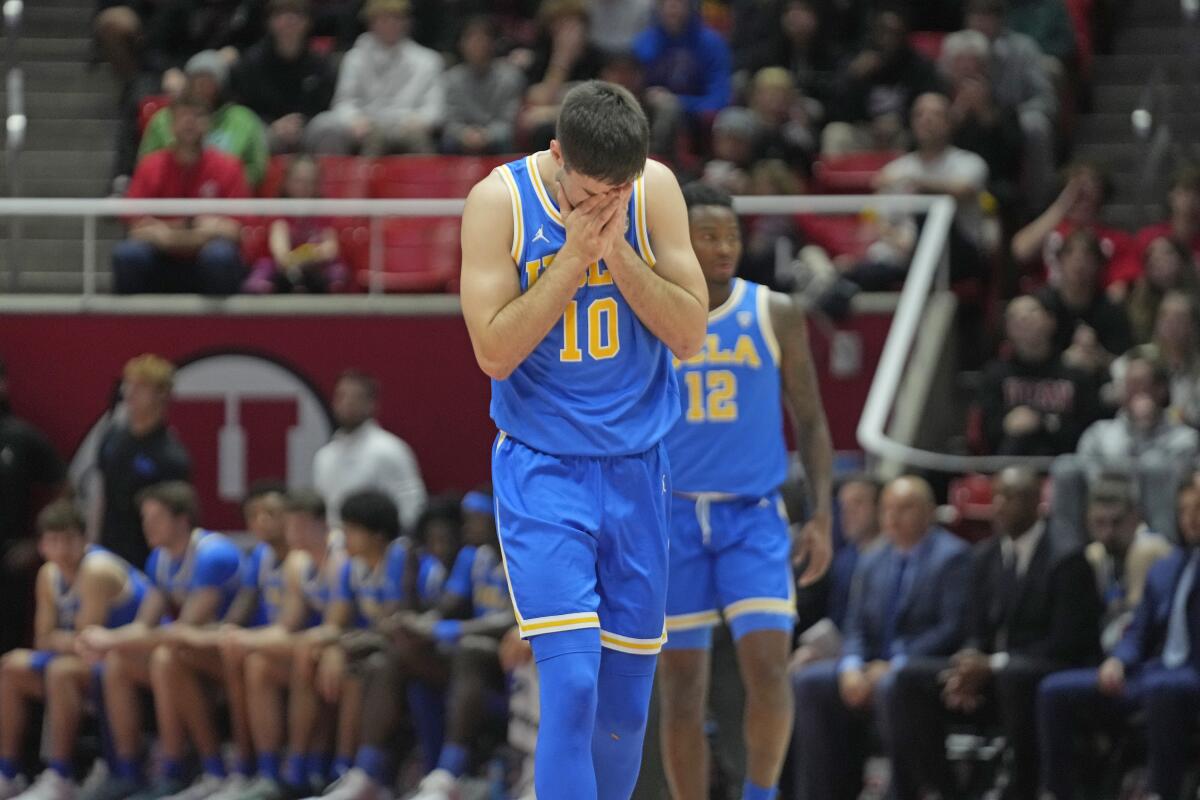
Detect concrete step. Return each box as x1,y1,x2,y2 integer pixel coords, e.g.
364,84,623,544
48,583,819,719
22,62,114,94
2,218,125,239
14,150,113,183
1093,54,1200,85
1113,25,1199,54
0,91,120,119
23,118,117,151
0,266,114,294
16,7,93,37
15,37,94,62
1093,83,1199,112
1123,0,1184,24
1072,112,1200,145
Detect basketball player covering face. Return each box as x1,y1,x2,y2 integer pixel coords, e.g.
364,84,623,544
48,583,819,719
459,80,708,799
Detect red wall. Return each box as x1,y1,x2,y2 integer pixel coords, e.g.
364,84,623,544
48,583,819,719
0,310,891,531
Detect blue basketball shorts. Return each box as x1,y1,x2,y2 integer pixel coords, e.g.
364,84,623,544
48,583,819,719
663,493,797,650
492,432,670,658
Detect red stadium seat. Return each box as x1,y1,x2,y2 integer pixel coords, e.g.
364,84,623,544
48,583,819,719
257,155,375,199
795,214,873,260
947,473,995,542
240,223,271,265
370,156,492,198
908,30,947,62
811,151,901,194
353,218,461,292
138,94,170,135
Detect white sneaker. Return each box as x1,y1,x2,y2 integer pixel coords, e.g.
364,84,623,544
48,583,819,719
302,769,389,800
164,774,226,800
202,775,247,800
14,771,76,800
0,775,29,800
407,770,458,800
77,762,106,797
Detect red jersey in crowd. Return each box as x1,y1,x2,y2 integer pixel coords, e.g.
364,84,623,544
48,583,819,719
1041,219,1135,288
125,147,250,224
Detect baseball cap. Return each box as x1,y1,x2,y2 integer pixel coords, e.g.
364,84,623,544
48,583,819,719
184,50,230,88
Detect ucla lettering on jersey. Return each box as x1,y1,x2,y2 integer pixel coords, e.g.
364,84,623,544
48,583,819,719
341,538,407,627
489,154,680,457
51,546,149,630
664,279,789,497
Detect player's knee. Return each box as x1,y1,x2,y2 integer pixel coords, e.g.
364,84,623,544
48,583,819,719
0,650,30,682
741,650,790,700
44,655,82,685
543,654,599,728
658,660,706,722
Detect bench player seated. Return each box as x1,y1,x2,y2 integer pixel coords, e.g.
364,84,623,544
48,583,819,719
258,491,422,799
310,490,507,800
135,482,291,800
76,482,243,800
0,500,150,800
208,490,349,800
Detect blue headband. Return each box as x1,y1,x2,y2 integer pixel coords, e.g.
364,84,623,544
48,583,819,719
462,491,493,515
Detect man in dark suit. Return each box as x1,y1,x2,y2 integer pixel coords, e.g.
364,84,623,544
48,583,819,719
791,475,971,800
1038,471,1200,800
887,466,1101,800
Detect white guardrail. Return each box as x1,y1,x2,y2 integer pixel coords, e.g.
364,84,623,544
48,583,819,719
0,192,1040,474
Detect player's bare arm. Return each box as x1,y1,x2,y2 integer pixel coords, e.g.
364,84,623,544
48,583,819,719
32,566,72,653
771,292,834,585
78,588,164,658
602,160,708,359
461,172,622,380
229,553,311,655
72,557,126,636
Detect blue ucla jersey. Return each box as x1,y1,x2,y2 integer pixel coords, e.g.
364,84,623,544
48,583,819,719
489,154,679,457
145,529,243,620
51,546,149,630
301,538,346,626
664,279,789,497
242,542,287,627
338,538,408,627
444,544,511,618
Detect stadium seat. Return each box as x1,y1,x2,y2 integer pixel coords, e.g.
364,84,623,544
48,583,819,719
811,151,901,194
138,94,170,135
947,472,995,541
795,214,873,260
370,156,493,199
352,218,461,292
240,222,271,266
258,155,375,200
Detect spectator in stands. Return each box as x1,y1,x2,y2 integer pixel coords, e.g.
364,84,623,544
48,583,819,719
1012,160,1136,293
1037,229,1133,372
790,476,970,800
0,358,67,655
1005,0,1077,66
139,52,269,187
791,475,884,670
440,17,525,155
229,0,338,155
738,0,838,109
1082,474,1172,653
516,0,606,150
1038,473,1200,800
700,107,759,195
875,92,990,279
114,91,249,296
95,355,191,570
1126,236,1197,345
313,370,426,530
961,0,1059,209
1114,298,1200,428
93,0,156,84
938,30,1024,213
305,0,445,155
822,5,942,155
976,295,1101,456
588,0,653,54
1052,350,1199,541
599,52,681,158
889,466,1101,800
632,0,733,117
244,156,349,294
740,160,807,289
747,67,817,174
1130,168,1200,273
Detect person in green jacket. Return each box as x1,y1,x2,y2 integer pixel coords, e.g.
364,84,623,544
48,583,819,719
138,50,270,187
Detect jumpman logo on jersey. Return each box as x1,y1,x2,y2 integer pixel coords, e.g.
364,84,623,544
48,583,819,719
532,225,550,245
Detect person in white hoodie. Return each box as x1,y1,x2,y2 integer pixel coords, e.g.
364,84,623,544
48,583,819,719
305,0,444,155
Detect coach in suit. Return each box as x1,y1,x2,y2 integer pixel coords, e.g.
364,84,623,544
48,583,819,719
1038,471,1200,800
888,466,1102,800
791,475,970,800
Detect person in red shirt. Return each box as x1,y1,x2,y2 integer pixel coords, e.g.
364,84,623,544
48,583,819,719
1128,168,1200,274
113,90,250,295
1011,160,1134,296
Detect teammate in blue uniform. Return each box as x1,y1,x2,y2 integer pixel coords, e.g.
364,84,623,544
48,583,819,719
459,80,707,799
0,500,148,800
77,482,243,800
658,184,834,800
225,491,352,800
140,482,292,800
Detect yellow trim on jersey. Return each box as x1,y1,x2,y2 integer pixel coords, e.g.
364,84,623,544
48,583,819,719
723,597,798,620
756,285,782,366
527,154,565,226
600,627,668,655
495,166,525,264
665,610,722,631
634,173,656,267
708,278,748,323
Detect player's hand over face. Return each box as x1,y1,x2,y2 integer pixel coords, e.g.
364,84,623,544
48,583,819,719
558,185,624,268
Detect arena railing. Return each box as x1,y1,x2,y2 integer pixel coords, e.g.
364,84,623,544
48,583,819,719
0,192,1037,475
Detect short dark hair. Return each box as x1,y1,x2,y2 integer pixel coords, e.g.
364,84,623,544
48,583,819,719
966,0,1005,16
460,14,496,40
243,480,288,512
337,369,378,401
285,489,327,520
1124,345,1172,389
413,495,464,545
340,490,400,541
1088,472,1138,511
556,81,649,185
1061,228,1105,265
682,181,734,212
136,481,200,526
38,499,86,535
838,473,883,500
